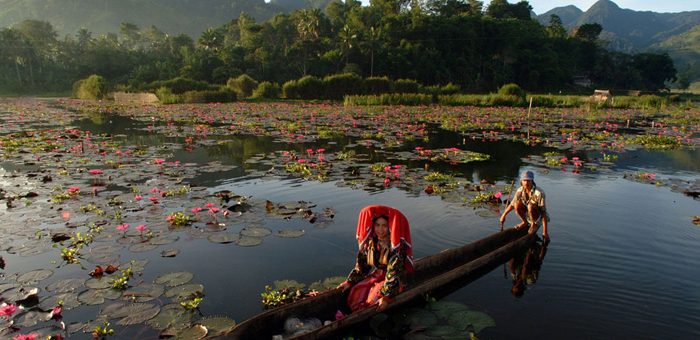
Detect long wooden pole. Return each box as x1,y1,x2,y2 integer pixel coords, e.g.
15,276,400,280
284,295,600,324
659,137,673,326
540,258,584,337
526,96,533,142
501,179,516,231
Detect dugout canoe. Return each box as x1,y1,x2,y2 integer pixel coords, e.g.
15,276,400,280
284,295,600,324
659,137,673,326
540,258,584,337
223,227,534,339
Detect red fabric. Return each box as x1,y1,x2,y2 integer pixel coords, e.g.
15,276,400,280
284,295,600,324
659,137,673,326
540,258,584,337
355,205,414,272
346,270,385,311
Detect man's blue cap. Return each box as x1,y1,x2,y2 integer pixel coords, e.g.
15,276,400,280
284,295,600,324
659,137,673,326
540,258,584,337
521,170,534,181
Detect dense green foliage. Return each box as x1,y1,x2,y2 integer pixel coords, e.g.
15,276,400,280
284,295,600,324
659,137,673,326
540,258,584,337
73,74,108,99
227,74,259,98
252,81,281,99
181,89,236,103
0,1,680,95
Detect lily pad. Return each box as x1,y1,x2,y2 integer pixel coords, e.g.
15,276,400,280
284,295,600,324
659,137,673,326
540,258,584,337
235,235,262,247
155,272,194,287
125,259,149,273
85,278,111,290
16,309,52,327
147,303,193,331
175,324,208,340
207,233,239,244
39,292,81,310
78,289,122,305
3,287,39,302
447,310,495,333
428,300,469,320
273,279,305,290
308,276,346,291
240,226,272,238
0,283,19,294
400,308,439,328
122,283,165,302
425,324,464,337
129,242,159,253
100,302,160,326
150,235,180,245
198,316,236,337
46,278,84,293
276,229,305,238
17,269,53,284
165,283,204,300
161,248,180,257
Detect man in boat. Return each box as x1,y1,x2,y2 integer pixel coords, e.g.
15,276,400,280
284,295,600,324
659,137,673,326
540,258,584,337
338,205,413,312
499,170,550,240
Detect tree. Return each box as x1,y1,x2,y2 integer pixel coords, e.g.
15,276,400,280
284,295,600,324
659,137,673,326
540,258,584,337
486,0,532,20
573,23,602,42
119,22,141,49
546,15,566,38
361,26,382,77
633,53,677,90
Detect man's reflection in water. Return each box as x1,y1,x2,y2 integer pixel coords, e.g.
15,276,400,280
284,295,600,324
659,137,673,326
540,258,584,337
510,237,549,298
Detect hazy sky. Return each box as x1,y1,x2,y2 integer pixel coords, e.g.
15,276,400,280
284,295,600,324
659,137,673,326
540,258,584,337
484,0,698,14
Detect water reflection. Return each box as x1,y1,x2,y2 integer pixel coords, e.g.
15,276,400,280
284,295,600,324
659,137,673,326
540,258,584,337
509,237,549,298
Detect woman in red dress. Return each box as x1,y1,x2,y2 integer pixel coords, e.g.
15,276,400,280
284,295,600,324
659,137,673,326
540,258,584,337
338,205,413,312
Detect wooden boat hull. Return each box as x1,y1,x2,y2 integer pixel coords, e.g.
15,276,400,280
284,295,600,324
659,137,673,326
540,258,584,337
223,227,533,339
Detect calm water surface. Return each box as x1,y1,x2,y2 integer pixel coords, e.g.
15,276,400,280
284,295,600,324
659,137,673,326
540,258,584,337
4,113,700,339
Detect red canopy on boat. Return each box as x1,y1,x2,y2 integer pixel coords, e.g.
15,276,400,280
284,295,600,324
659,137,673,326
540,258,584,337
355,205,413,272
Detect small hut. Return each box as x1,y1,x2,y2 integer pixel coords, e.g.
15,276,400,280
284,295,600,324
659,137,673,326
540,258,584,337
591,89,612,103
112,92,160,105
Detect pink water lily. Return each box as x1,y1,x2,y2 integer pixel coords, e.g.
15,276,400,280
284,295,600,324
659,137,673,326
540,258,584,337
134,195,143,201
191,207,203,213
149,196,159,204
136,224,147,233
0,303,18,319
116,223,129,231
209,208,220,214
205,203,215,209
494,191,503,199
12,333,38,340
67,187,80,194
154,158,166,165
88,169,103,175
51,305,62,318
150,187,160,193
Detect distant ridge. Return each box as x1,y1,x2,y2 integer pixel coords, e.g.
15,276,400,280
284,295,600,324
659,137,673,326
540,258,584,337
538,5,583,26
0,0,331,38
538,0,700,51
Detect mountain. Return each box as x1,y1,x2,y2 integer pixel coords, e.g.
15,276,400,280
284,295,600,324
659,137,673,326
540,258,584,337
538,5,583,26
0,0,330,38
650,25,700,81
538,0,700,51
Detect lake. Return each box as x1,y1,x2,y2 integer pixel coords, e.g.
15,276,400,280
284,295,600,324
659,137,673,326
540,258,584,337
1,98,699,339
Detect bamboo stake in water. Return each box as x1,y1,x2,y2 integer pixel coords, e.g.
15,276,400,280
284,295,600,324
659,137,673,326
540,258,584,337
526,97,533,142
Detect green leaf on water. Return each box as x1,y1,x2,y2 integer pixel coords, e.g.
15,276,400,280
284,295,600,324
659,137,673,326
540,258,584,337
17,269,53,285
273,279,305,291
155,272,194,287
198,316,236,337
164,283,204,300
447,309,496,333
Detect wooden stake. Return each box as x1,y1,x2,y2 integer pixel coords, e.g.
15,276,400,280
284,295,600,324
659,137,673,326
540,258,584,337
526,97,533,141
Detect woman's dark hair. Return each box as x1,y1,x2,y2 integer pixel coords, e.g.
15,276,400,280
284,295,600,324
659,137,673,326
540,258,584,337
372,215,389,224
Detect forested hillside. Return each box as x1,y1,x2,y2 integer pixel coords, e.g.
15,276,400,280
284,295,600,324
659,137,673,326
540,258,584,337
0,0,678,94
0,0,331,37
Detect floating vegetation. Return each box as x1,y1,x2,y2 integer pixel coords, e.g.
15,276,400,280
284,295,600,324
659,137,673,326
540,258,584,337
155,272,194,287
100,302,161,326
632,134,682,150
0,97,697,338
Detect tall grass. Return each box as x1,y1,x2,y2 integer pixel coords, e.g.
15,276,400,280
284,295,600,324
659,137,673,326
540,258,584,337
344,93,433,106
